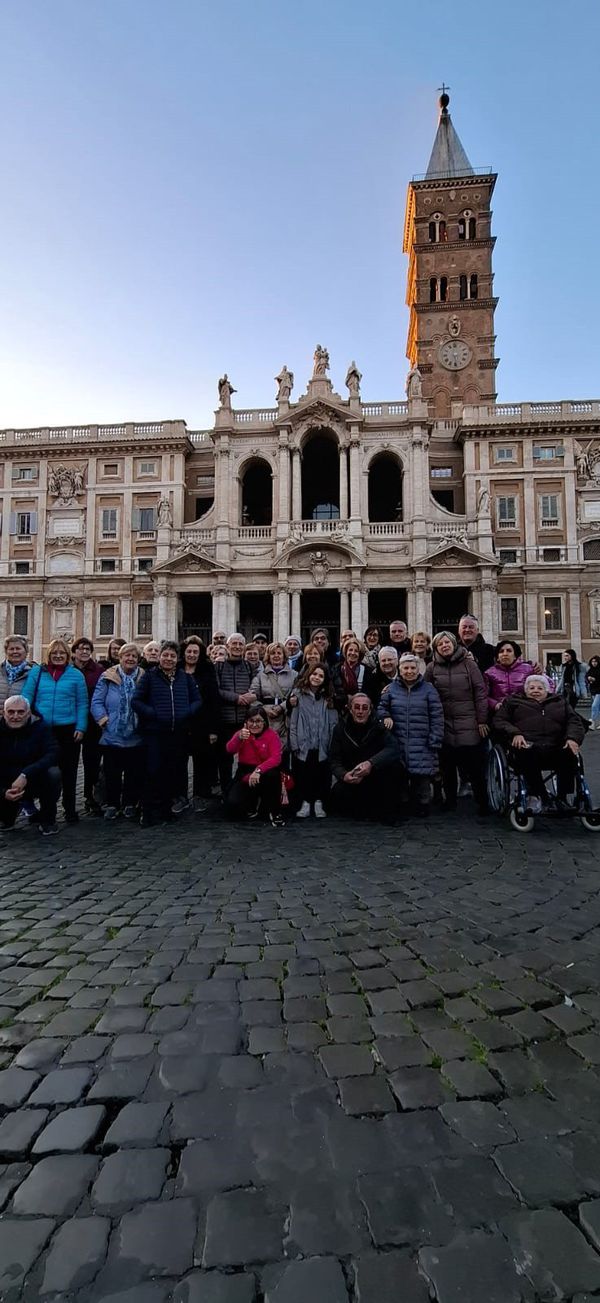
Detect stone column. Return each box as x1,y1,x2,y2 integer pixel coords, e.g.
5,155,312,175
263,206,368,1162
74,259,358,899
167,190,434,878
351,587,363,632
156,591,169,640
406,588,417,635
291,589,301,637
349,438,361,518
480,577,496,643
213,590,227,633
414,577,430,633
291,449,302,521
524,589,538,661
339,447,348,520
339,589,350,633
569,590,582,653
227,591,238,634
278,437,290,523
120,597,131,641
32,598,44,663
276,588,289,641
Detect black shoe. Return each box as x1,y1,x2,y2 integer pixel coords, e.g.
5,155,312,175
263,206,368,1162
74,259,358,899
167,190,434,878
64,811,79,824
269,813,285,827
84,799,103,817
39,823,59,837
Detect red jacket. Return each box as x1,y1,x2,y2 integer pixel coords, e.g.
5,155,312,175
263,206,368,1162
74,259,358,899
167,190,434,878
226,728,282,775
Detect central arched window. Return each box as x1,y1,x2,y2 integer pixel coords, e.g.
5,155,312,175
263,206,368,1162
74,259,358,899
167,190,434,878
459,273,478,301
429,276,448,303
368,453,403,522
240,459,272,526
428,213,447,243
301,431,340,520
458,210,476,240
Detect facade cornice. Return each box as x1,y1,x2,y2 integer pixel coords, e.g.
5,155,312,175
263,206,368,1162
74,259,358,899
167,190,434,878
409,173,497,192
413,298,499,314
413,237,496,254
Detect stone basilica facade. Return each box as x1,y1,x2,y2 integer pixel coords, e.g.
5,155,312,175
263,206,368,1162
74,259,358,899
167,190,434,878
2,94,600,666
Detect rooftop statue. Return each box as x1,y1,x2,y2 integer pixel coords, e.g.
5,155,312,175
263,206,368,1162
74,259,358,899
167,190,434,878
218,374,236,408
312,344,330,378
345,361,362,396
275,365,294,402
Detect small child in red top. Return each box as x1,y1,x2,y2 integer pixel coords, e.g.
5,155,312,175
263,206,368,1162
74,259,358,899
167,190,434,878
225,704,284,825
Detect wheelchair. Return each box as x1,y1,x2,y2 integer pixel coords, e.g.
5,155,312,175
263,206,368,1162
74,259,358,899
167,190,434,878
486,740,600,833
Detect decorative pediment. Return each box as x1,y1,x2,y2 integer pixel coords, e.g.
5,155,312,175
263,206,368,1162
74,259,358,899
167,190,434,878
276,536,364,570
286,398,349,442
423,541,499,569
154,546,229,575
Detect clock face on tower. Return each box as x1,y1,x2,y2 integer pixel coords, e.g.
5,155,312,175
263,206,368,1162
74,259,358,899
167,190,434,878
439,339,472,370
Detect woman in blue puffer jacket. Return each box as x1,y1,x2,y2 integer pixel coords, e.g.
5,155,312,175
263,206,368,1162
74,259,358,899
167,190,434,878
378,652,444,815
132,640,200,825
91,642,145,820
22,637,88,822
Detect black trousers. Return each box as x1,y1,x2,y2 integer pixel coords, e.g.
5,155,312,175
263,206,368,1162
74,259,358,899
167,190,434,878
52,725,82,817
143,732,187,820
399,772,433,809
440,742,488,809
82,720,102,801
293,751,331,806
225,764,281,820
179,732,218,799
102,746,144,809
510,744,577,799
0,766,61,828
330,767,398,821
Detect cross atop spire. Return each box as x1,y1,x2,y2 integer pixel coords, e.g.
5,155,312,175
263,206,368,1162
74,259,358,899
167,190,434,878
425,88,473,179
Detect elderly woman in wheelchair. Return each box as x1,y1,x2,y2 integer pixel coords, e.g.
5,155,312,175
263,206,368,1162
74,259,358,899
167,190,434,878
489,674,597,830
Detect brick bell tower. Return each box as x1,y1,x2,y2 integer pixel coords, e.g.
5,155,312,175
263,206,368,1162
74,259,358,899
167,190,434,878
403,90,499,416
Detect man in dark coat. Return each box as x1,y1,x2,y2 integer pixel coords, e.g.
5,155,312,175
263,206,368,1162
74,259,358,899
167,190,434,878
329,694,400,822
458,615,495,673
215,634,256,791
0,696,61,835
388,620,412,657
494,674,586,810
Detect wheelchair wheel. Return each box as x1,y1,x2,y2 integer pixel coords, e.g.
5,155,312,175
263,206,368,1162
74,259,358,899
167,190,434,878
581,811,600,832
510,807,534,833
487,745,510,815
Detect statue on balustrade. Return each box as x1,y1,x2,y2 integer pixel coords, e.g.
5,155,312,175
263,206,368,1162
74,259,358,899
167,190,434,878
312,345,330,378
218,374,236,408
406,365,423,400
157,498,172,527
275,366,294,402
345,361,362,396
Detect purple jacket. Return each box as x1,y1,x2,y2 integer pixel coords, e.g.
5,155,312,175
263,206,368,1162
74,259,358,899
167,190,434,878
485,660,552,712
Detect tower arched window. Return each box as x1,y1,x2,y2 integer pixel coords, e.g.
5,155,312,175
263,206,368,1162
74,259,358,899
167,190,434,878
458,210,476,241
428,213,447,243
459,273,478,301
430,276,448,303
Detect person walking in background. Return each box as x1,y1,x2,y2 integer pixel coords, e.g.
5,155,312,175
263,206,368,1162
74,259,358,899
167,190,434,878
557,648,588,709
289,663,338,818
586,654,600,729
91,643,145,820
425,631,489,813
71,637,104,815
22,638,88,823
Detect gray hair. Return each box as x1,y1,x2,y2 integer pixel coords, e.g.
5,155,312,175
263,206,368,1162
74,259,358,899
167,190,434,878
399,653,418,665
379,645,399,661
4,635,28,653
524,674,548,694
4,695,30,713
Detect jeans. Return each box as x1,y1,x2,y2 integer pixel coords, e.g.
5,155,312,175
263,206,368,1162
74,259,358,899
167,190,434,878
143,732,187,820
0,766,61,828
591,694,600,724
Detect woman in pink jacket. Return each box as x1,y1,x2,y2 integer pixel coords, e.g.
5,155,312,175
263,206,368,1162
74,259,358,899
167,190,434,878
225,704,283,825
485,640,549,715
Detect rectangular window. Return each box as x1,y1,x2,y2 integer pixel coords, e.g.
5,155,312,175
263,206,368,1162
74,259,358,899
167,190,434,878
103,463,119,476
498,549,518,564
14,467,37,480
139,461,157,475
495,447,515,462
100,559,116,573
497,496,517,528
430,467,453,479
544,596,563,632
500,598,519,632
15,561,30,575
542,547,561,562
17,512,31,536
132,507,157,532
13,605,28,635
540,493,560,527
533,446,564,461
137,558,153,572
99,604,115,636
137,603,153,636
101,508,118,538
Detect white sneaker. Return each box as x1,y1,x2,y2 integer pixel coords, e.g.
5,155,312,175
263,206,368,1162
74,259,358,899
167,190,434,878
296,801,311,819
314,800,327,819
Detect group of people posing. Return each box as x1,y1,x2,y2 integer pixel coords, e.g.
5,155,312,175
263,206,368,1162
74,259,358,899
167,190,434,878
0,618,594,834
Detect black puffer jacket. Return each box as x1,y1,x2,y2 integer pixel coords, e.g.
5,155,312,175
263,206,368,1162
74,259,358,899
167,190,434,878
0,718,58,793
494,691,586,748
329,716,399,781
425,646,488,748
459,634,495,673
216,658,254,727
132,669,200,734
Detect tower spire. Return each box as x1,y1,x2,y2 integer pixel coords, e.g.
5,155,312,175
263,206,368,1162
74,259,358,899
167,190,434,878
425,89,473,180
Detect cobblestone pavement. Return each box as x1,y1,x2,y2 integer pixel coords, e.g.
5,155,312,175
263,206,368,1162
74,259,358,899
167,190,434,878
2,742,600,1301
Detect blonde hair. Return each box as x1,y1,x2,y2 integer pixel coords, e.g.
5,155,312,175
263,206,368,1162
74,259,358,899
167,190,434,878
342,637,365,661
118,643,140,660
264,641,288,667
46,638,70,663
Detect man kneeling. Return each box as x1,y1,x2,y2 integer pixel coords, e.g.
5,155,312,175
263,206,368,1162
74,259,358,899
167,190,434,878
0,696,61,836
494,674,586,813
329,694,400,822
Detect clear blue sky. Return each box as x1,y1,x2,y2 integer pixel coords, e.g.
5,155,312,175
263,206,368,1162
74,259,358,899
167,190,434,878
1,0,598,429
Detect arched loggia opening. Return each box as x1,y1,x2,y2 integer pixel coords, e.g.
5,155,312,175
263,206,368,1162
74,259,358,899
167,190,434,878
301,431,340,520
240,459,272,526
368,453,403,522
